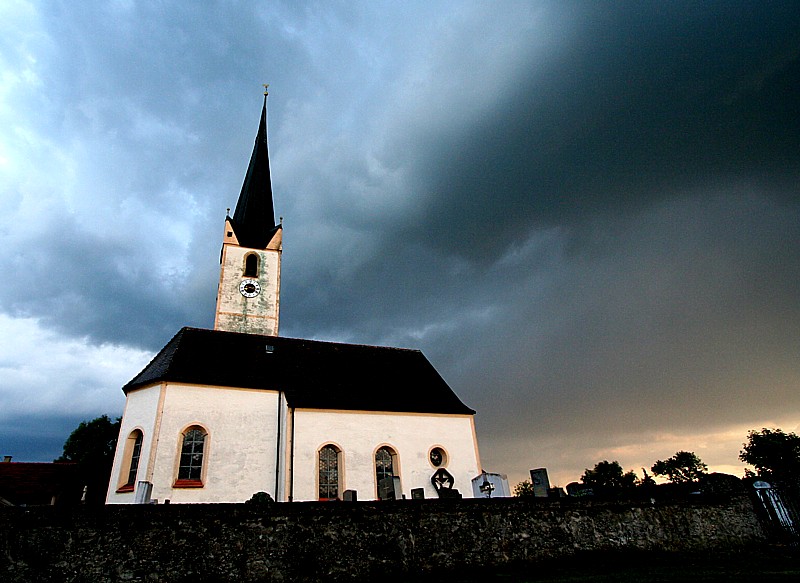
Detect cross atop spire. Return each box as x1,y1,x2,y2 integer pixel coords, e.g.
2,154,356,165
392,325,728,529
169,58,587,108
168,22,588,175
230,91,277,249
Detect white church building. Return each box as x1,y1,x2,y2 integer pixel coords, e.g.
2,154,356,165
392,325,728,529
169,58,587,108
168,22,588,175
106,94,482,504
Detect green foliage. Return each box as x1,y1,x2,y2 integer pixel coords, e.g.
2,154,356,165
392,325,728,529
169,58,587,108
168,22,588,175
56,415,121,505
513,479,536,497
640,468,657,487
651,451,708,484
580,460,638,494
740,428,800,487
57,415,120,465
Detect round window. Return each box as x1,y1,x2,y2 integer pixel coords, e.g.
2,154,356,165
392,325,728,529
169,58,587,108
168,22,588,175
429,447,447,467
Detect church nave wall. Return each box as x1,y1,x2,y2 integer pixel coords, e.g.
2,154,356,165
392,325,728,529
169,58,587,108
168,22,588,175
291,410,480,502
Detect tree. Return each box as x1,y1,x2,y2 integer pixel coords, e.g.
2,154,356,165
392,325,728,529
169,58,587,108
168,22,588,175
56,415,121,505
651,451,708,484
580,460,638,495
740,428,800,488
640,468,657,488
513,479,536,497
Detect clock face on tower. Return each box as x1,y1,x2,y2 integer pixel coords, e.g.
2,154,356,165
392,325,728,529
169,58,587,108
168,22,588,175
239,279,261,298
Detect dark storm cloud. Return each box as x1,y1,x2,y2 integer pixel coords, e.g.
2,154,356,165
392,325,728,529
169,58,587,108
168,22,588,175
0,414,89,462
402,1,800,261
282,2,800,341
273,2,800,483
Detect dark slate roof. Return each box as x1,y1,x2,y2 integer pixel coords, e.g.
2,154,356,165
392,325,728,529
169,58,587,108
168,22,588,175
230,97,277,249
123,327,475,415
0,462,81,506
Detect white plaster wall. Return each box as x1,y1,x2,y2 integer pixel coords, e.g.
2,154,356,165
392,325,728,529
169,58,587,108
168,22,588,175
290,410,480,502
110,383,280,504
148,384,280,503
106,384,162,504
216,244,280,336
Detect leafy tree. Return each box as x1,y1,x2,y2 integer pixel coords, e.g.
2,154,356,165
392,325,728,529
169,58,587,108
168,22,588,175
740,428,800,488
640,468,657,488
651,451,708,484
581,460,638,495
56,415,121,505
513,479,536,497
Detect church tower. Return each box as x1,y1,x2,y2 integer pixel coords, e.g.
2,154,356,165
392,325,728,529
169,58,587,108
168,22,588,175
214,91,282,336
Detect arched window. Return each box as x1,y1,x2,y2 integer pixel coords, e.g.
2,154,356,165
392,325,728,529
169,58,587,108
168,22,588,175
318,444,341,500
375,447,395,483
244,253,259,277
176,426,207,486
126,430,143,485
116,429,143,493
375,446,400,499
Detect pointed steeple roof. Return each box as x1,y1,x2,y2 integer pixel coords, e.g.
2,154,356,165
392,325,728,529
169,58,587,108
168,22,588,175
230,95,277,249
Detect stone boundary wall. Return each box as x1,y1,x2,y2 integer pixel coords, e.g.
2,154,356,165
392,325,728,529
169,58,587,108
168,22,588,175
1,495,767,582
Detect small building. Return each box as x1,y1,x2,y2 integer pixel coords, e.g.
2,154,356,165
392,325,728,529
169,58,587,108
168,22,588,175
0,458,82,506
107,93,481,503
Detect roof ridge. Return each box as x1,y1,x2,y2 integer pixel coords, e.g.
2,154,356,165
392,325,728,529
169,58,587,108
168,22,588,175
182,326,423,353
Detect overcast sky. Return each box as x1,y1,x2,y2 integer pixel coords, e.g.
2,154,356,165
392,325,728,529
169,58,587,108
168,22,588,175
1,0,799,488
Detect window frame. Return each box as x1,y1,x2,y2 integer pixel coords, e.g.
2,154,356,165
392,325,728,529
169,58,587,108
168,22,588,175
173,424,209,488
428,445,449,468
115,428,144,493
374,444,400,499
317,443,343,501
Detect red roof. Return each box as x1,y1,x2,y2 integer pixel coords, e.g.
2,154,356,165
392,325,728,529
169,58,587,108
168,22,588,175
0,462,82,506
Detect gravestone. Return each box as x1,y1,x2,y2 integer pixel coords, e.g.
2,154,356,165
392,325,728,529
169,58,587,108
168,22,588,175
378,477,401,500
529,468,550,498
431,468,461,498
471,472,511,497
134,481,153,504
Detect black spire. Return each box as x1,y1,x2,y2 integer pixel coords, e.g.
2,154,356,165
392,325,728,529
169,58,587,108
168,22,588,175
230,95,277,248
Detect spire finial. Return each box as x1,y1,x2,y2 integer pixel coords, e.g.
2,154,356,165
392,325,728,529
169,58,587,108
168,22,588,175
263,83,269,96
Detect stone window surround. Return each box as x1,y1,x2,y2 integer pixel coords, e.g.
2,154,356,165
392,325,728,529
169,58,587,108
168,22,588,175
115,428,144,494
173,424,209,488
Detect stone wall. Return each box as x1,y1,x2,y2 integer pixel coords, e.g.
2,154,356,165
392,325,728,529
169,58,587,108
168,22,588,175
0,495,767,582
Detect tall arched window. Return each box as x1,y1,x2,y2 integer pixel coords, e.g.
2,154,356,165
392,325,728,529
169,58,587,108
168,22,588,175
375,446,402,500
375,446,400,499
116,429,143,493
126,430,143,486
176,426,207,486
318,444,341,500
375,447,395,484
244,253,259,277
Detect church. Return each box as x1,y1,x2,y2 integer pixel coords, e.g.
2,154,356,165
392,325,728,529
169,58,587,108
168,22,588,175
106,93,482,503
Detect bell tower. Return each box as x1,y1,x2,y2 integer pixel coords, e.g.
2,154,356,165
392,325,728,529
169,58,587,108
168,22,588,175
214,88,282,336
